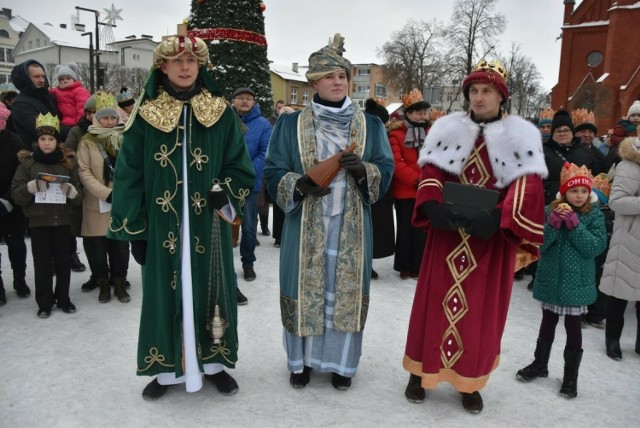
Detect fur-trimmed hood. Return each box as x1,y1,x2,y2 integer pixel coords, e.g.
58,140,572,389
17,147,76,162
618,136,640,165
418,112,548,189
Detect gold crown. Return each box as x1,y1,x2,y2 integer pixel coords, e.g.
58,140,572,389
402,88,425,109
473,60,508,81
560,162,593,188
35,112,60,133
428,108,446,122
153,35,209,69
539,108,555,120
571,108,595,126
95,91,118,112
593,173,612,198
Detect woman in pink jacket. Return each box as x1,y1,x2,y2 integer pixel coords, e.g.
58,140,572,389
50,63,91,129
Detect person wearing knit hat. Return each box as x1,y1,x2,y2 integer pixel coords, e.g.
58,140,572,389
573,109,606,175
0,102,31,305
116,87,135,124
265,33,394,393
364,98,389,124
107,32,255,400
517,161,605,399
403,59,548,413
93,92,119,122
50,62,91,129
11,112,83,318
537,108,555,143
627,100,640,122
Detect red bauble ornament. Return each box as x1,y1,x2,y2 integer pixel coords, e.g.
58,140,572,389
197,0,205,4
259,2,266,12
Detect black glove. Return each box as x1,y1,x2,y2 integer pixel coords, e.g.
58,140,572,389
294,175,331,201
207,185,227,211
420,201,462,231
131,240,147,266
339,152,366,180
105,191,112,203
463,208,502,240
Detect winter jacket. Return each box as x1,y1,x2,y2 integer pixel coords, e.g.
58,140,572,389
10,60,70,148
235,103,271,192
533,204,606,306
64,117,92,152
77,136,115,237
50,81,90,127
10,148,82,228
0,129,27,232
388,122,421,199
542,138,601,204
600,136,640,301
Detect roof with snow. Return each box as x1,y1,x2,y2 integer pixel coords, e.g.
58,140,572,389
270,64,307,83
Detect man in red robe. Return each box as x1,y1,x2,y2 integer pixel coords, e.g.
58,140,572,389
402,60,548,414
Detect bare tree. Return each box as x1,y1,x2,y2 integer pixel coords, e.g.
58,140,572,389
445,0,506,82
377,19,446,95
498,43,547,119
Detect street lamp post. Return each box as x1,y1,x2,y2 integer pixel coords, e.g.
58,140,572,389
75,7,101,88
80,31,94,93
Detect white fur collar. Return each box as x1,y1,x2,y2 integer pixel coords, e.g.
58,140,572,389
418,112,548,188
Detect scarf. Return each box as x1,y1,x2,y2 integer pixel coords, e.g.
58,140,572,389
403,119,428,148
161,75,203,101
86,124,124,159
33,146,64,165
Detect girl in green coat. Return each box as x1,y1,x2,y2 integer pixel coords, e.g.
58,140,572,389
516,162,606,398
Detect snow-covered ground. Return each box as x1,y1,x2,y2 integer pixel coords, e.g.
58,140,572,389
1,221,639,427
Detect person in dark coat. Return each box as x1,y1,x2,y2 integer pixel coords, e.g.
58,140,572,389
0,103,31,304
364,98,395,278
10,60,70,149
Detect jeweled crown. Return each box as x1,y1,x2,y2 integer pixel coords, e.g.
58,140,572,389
473,60,508,81
95,91,118,112
35,112,60,133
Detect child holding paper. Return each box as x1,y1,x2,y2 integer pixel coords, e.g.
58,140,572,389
77,91,130,304
11,113,82,318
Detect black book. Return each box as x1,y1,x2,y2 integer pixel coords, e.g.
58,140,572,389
442,182,500,219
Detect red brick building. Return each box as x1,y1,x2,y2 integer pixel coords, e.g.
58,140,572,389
552,0,640,133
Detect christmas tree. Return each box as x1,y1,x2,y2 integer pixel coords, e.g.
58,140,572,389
188,0,273,117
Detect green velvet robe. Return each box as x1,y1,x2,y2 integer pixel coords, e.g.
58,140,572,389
108,69,255,377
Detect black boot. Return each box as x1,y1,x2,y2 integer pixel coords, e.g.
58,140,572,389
70,252,86,272
331,373,352,391
460,391,483,414
559,348,583,398
404,374,426,403
97,278,111,303
13,277,31,298
142,378,170,400
81,275,98,292
605,338,622,360
516,338,553,381
204,371,239,395
289,366,312,389
260,214,270,236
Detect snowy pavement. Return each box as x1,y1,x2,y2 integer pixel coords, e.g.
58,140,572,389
1,229,639,427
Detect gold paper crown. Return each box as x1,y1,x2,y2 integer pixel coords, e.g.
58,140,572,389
560,162,593,188
153,35,209,69
571,108,595,126
593,173,612,198
428,108,446,122
402,88,425,109
539,108,555,120
473,60,508,81
95,91,118,112
35,112,60,134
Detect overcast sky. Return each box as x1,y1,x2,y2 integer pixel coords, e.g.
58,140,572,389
5,0,578,90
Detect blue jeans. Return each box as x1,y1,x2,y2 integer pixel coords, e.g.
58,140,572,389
240,190,258,267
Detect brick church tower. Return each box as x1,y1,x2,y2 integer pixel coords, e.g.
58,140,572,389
551,0,640,133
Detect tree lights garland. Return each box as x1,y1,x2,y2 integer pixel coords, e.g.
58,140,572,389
188,27,267,46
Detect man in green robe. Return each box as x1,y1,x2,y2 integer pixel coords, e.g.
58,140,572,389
108,35,255,400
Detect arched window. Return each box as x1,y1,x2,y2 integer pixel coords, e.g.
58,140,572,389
0,29,9,38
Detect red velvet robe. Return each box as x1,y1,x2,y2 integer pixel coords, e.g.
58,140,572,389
403,135,545,393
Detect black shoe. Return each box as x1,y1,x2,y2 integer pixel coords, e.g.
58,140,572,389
204,371,239,395
606,338,622,360
37,308,51,319
461,391,483,414
142,378,169,400
289,366,312,389
586,319,605,329
81,276,98,292
14,278,31,298
274,240,280,248
405,374,426,403
243,265,256,281
70,252,86,272
331,373,352,391
371,269,379,279
261,226,271,236
57,301,76,314
236,288,248,305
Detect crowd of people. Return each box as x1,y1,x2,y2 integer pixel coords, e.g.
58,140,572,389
1,30,639,415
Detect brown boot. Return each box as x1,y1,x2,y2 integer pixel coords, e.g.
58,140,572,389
113,277,130,303
98,278,111,303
